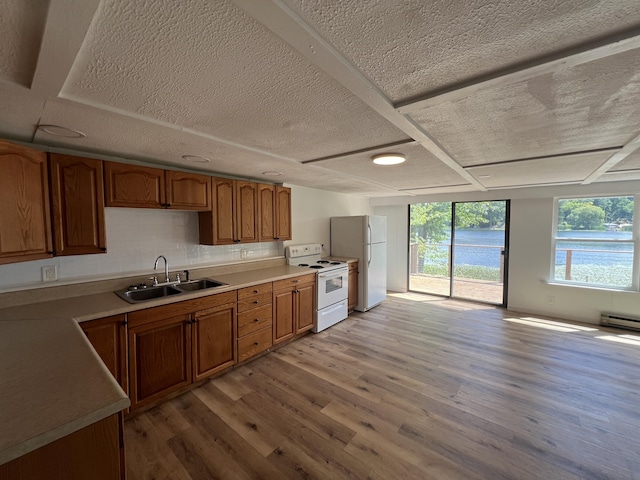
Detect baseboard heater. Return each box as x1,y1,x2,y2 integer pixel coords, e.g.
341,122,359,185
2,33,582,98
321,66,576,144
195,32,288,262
600,312,640,331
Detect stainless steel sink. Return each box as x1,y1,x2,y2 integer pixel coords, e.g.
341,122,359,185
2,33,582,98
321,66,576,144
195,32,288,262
116,285,182,303
115,278,228,303
175,278,228,292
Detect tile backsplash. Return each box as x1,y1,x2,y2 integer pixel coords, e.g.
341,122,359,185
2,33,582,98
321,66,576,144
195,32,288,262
0,208,282,291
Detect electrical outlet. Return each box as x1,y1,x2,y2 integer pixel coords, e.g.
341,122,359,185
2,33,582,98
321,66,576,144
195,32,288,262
42,265,57,282
546,295,555,305
241,249,248,259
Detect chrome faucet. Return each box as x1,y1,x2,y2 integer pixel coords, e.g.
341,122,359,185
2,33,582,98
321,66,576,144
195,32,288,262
154,255,170,284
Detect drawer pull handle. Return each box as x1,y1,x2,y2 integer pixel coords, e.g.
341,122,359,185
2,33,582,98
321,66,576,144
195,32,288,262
254,300,259,304
254,342,259,346
293,280,300,283
253,289,259,293
254,318,259,322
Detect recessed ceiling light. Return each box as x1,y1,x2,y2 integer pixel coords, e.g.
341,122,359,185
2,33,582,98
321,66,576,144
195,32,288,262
37,124,86,138
262,171,282,177
181,155,211,163
372,153,405,165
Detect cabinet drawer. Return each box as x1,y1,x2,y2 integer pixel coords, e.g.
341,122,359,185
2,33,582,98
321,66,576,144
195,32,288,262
237,292,272,313
238,327,272,362
274,274,316,292
237,282,272,300
238,303,272,337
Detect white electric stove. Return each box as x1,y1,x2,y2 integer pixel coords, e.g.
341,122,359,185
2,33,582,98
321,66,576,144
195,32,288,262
285,244,349,332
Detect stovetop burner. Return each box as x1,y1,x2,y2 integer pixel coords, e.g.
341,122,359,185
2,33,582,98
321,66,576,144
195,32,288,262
317,260,330,264
309,265,324,269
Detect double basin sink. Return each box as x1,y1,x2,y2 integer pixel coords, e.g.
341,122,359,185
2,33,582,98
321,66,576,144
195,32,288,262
116,278,228,304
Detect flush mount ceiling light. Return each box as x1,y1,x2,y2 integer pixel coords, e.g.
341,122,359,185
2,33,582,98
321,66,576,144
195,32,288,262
181,154,211,163
372,153,406,165
37,124,86,138
262,171,282,177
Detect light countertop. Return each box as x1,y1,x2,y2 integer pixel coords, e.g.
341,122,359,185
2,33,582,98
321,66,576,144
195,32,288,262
0,318,130,465
0,264,311,465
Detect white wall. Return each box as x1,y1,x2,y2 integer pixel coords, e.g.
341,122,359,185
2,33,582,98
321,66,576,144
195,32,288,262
0,184,369,292
287,184,372,256
374,180,640,325
373,205,408,292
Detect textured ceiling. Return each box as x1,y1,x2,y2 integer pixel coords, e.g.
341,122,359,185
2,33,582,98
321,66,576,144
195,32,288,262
2,0,640,198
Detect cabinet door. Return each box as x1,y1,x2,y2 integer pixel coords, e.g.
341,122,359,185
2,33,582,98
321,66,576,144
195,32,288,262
165,171,211,211
273,288,295,345
104,162,166,208
258,183,276,242
296,282,315,334
235,180,258,243
201,177,234,245
81,314,128,395
128,314,191,410
348,262,358,312
0,140,52,264
49,154,106,256
192,303,236,381
275,186,292,241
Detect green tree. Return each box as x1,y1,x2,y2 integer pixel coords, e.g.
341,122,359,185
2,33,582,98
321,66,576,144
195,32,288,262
566,204,605,230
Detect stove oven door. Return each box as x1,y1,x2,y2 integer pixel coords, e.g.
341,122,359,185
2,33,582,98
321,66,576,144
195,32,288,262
317,267,349,310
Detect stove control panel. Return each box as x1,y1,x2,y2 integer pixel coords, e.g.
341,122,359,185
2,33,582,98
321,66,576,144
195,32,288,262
285,243,322,258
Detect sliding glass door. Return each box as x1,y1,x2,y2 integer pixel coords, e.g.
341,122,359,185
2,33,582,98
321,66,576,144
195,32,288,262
409,200,509,306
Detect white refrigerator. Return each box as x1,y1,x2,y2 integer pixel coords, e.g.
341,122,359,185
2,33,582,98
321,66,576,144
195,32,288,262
330,215,386,312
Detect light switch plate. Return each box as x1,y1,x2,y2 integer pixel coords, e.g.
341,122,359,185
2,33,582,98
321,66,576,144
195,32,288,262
42,265,57,282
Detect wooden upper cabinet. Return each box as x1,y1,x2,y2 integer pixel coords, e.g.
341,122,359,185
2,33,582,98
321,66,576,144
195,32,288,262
235,180,258,243
0,140,52,265
275,186,292,241
49,154,106,256
200,178,257,245
258,184,276,242
258,184,292,242
104,162,165,208
165,170,211,210
105,162,212,211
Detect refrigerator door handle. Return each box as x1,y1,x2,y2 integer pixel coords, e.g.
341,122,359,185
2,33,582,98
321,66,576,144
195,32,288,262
368,223,372,245
368,243,372,267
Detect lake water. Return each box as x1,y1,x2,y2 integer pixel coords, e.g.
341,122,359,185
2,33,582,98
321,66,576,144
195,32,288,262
430,229,632,268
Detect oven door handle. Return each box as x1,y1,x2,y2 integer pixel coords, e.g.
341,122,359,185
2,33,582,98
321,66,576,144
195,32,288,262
317,270,347,280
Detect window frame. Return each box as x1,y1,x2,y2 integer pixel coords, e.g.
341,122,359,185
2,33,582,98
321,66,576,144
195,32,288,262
551,194,639,291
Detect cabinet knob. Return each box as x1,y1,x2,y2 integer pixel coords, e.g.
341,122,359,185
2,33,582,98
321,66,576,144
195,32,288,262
254,318,259,322
253,289,259,293
121,319,128,326
254,342,259,346
254,300,259,304
293,279,299,283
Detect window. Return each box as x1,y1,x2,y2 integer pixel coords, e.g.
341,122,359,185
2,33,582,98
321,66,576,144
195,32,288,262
553,196,636,289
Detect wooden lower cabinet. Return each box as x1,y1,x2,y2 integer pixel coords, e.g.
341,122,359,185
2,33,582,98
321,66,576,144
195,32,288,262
0,413,125,480
193,302,236,381
237,283,273,362
127,290,237,411
348,261,359,313
128,313,192,410
81,314,128,395
273,274,316,344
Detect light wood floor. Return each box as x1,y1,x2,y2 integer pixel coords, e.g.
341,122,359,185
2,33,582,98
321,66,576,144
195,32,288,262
125,293,640,479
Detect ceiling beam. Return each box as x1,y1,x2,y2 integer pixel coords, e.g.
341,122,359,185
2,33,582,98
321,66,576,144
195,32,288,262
232,0,486,191
301,139,418,164
30,0,101,97
397,29,640,114
582,132,640,184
